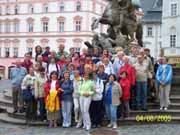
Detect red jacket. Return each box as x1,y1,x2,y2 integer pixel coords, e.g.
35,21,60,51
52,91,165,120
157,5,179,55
44,80,61,102
21,60,33,71
120,78,131,101
119,64,136,87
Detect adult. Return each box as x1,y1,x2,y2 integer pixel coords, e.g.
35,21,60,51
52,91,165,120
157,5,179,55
46,58,60,79
21,67,36,122
134,55,149,110
105,74,122,129
113,51,124,77
90,72,104,128
129,45,138,65
42,46,51,63
10,60,27,113
156,57,173,110
78,73,95,131
69,47,75,58
35,45,43,62
99,57,114,75
60,56,72,78
57,44,68,58
92,47,101,64
72,52,80,68
44,71,62,128
60,71,73,127
35,55,47,69
57,54,66,69
34,67,47,121
77,58,85,76
73,70,83,128
21,53,33,71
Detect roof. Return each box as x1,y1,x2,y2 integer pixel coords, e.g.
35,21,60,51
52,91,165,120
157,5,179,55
140,0,162,23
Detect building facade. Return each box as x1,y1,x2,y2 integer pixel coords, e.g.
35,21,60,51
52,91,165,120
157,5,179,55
162,0,180,57
0,0,107,79
141,0,162,59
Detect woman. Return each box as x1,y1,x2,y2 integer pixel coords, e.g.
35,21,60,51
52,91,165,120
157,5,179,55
35,45,43,62
90,72,104,128
105,74,122,129
72,52,80,68
21,67,36,123
44,71,62,128
60,71,73,128
78,73,95,131
73,70,83,128
46,58,60,79
34,67,47,121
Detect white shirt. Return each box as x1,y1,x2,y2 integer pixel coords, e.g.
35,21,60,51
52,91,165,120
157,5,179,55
50,80,56,90
47,63,60,78
92,78,104,101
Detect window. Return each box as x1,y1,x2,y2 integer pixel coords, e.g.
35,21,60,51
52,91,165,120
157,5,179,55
0,24,1,33
5,23,10,33
43,4,48,13
59,21,64,32
76,1,81,11
43,22,48,32
75,20,81,31
59,2,64,12
28,23,33,32
29,4,34,13
27,47,33,55
171,3,177,16
74,47,80,52
6,6,10,15
14,22,19,32
170,35,176,47
147,27,153,37
0,7,2,15
14,5,18,15
5,47,10,58
13,47,18,57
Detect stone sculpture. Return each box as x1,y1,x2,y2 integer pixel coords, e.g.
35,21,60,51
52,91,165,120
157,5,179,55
86,0,142,51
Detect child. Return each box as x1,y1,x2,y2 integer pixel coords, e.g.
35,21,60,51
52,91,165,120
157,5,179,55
119,71,130,118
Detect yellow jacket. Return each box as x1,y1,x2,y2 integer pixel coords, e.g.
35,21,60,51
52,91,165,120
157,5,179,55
45,89,60,112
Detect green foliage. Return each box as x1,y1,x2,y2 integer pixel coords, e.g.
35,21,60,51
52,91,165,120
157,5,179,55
176,63,180,68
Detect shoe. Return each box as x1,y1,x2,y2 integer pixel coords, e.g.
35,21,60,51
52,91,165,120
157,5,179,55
160,107,163,110
107,123,113,128
62,123,66,128
86,126,91,131
83,125,86,129
48,122,53,128
164,107,168,111
19,108,25,113
54,122,57,128
112,123,117,129
96,124,101,128
92,124,96,128
142,108,148,111
76,123,82,128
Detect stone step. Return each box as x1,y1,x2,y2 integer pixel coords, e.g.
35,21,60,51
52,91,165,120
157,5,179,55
170,96,180,103
6,108,25,119
130,109,180,117
147,103,180,110
0,94,13,107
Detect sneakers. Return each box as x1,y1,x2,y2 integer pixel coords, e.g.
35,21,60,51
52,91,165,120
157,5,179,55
112,123,117,129
107,123,113,128
86,126,91,131
160,107,163,110
76,123,82,128
164,107,168,111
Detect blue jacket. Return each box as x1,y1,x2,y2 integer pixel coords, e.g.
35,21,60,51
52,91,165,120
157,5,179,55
60,80,73,101
156,64,173,85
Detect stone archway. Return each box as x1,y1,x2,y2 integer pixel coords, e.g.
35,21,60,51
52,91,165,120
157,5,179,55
8,66,15,79
0,66,5,79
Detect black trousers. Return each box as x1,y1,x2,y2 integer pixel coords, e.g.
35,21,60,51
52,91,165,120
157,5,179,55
25,96,37,121
90,100,103,126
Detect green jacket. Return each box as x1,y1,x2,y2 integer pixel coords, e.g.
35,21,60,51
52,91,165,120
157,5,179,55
78,79,95,96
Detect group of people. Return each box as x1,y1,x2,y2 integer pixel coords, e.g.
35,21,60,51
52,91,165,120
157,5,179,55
10,44,173,130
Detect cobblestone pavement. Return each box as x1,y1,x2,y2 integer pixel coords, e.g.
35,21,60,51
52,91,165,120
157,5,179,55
0,122,180,135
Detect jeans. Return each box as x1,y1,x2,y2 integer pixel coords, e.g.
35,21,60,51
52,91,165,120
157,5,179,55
105,104,118,123
62,100,73,126
136,81,147,109
80,96,92,128
37,98,46,120
73,98,82,124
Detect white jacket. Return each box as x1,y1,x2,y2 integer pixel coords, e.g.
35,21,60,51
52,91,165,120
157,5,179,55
92,78,104,101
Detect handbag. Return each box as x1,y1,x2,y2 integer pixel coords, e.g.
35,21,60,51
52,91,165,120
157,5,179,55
22,87,33,102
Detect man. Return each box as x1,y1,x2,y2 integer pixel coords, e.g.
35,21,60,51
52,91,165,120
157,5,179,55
144,48,154,65
113,51,124,77
10,60,27,113
21,53,33,71
57,44,68,58
134,55,148,110
129,45,138,65
156,57,173,110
